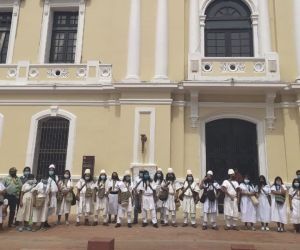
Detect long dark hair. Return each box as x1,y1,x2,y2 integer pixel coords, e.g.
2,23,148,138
292,178,299,189
23,166,31,173
111,172,120,181
98,173,107,185
122,175,131,184
257,175,267,193
62,170,71,181
142,171,153,190
272,176,284,187
154,172,164,182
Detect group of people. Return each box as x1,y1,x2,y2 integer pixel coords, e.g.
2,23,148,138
0,166,300,234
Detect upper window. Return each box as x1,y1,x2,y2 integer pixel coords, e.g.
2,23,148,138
49,12,78,63
205,0,253,57
0,12,12,64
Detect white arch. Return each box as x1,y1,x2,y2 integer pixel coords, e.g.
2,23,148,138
199,111,268,183
0,114,4,147
25,107,77,174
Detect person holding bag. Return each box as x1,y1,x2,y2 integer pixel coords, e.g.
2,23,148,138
255,175,271,231
271,176,287,232
200,170,221,230
289,178,300,233
239,175,257,231
154,168,165,224
108,172,120,224
32,174,52,232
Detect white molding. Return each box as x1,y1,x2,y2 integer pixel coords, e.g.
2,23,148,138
25,107,77,174
172,101,186,107
133,108,155,164
0,114,4,147
119,99,172,105
199,111,268,184
265,92,276,131
189,91,199,129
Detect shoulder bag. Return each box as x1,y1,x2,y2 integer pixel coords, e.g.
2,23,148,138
275,186,286,204
159,180,169,201
242,183,259,206
76,181,87,201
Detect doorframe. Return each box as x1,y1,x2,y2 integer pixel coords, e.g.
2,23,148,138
199,111,268,183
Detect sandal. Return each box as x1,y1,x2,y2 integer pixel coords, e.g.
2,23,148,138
32,227,37,232
224,226,230,230
202,225,207,230
182,223,188,227
232,226,239,231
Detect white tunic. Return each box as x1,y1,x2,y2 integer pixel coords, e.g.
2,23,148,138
289,187,300,224
76,179,94,215
222,180,239,218
47,177,58,217
155,179,164,209
239,183,257,223
16,182,35,222
33,182,51,223
162,180,182,211
108,179,119,215
255,185,271,223
203,181,221,214
56,179,73,215
271,185,287,224
138,180,157,211
116,181,133,212
93,180,111,213
182,181,200,214
0,183,6,224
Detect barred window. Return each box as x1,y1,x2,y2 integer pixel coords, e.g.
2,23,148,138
49,12,78,63
0,12,12,64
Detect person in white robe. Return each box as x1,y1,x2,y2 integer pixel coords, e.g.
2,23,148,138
115,170,134,228
221,169,240,231
154,168,164,224
76,169,94,226
200,170,221,230
239,175,257,231
133,169,144,224
181,170,200,228
92,170,111,226
32,175,51,232
161,168,182,227
138,170,158,228
255,175,271,231
16,174,36,232
108,172,120,223
270,176,287,232
0,183,6,230
289,178,300,233
55,170,73,226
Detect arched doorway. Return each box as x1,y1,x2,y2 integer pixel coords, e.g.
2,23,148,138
32,117,70,180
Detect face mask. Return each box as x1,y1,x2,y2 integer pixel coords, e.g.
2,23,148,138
42,180,48,184
276,181,280,185
27,180,34,185
24,171,30,176
259,180,264,183
33,180,37,184
100,175,105,180
139,173,143,178
10,173,16,177
157,174,161,178
298,175,300,179
112,175,117,180
49,171,54,176
244,180,250,184
144,174,149,179
294,183,300,188
85,177,90,181
187,177,193,181
169,175,174,180
126,177,131,182
64,175,70,179
231,175,235,180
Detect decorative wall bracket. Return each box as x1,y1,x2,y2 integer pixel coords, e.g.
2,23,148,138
189,91,199,129
265,91,276,131
140,134,147,153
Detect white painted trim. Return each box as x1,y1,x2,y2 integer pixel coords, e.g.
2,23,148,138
119,99,172,105
133,108,155,164
0,114,4,147
199,111,268,183
25,107,77,174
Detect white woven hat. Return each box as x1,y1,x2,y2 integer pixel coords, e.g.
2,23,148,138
187,170,192,175
125,170,130,176
167,168,173,173
84,169,91,174
228,169,235,175
157,168,162,172
49,164,55,169
100,169,106,174
207,170,213,175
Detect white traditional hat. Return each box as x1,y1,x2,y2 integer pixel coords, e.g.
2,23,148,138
100,169,106,174
157,168,162,172
49,164,55,169
187,170,192,175
168,168,173,173
125,170,130,176
228,169,235,175
207,170,213,175
84,169,91,174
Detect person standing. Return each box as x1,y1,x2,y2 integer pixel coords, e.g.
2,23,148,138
161,168,182,227
108,172,120,224
55,170,74,226
256,175,271,231
2,167,22,228
0,182,7,230
289,178,300,233
20,167,32,185
115,170,134,228
132,169,144,224
92,170,111,226
181,170,200,228
154,168,164,224
221,169,240,231
75,169,94,226
200,170,221,230
239,175,257,231
271,176,287,232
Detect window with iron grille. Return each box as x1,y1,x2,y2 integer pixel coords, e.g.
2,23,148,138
49,12,78,63
205,0,253,57
0,12,12,64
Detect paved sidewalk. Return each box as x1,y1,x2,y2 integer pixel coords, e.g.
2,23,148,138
0,215,298,250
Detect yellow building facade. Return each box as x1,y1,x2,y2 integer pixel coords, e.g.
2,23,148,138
0,0,300,186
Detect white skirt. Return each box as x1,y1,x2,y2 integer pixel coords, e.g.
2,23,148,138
257,195,271,223
290,198,300,224
271,197,287,224
203,197,218,214
47,191,58,217
182,196,196,214
76,195,93,215
16,196,33,222
240,196,257,223
94,196,109,213
142,195,155,211
56,197,72,215
108,193,119,215
163,194,177,211
223,196,239,218
33,196,49,223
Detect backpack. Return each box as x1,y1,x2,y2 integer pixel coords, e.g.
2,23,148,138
207,185,216,202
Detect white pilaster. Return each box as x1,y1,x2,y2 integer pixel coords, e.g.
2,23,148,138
293,0,300,82
258,0,272,57
189,0,200,53
151,0,170,83
123,0,141,83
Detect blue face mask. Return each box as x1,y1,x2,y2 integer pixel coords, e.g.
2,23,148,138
157,173,162,178
295,183,300,188
42,180,48,184
100,175,106,180
27,180,34,185
126,177,131,181
64,174,69,179
298,175,300,179
49,171,54,176
244,179,250,184
276,181,280,185
24,171,30,176
33,180,37,184
139,173,143,178
144,174,149,179
85,177,90,181
187,177,193,181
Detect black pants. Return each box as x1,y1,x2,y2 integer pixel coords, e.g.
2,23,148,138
5,195,18,225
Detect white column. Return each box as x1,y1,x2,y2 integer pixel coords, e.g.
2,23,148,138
258,0,272,57
123,0,141,82
293,0,300,81
189,0,200,53
151,0,170,83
